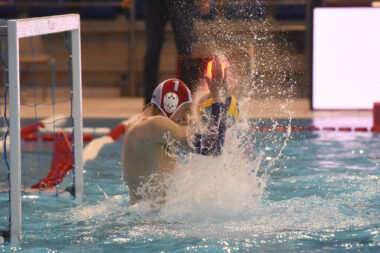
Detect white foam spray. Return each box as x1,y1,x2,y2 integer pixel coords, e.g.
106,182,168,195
130,109,292,223
129,41,296,222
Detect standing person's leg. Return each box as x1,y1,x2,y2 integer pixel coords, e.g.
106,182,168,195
169,0,195,56
168,0,197,91
143,0,167,104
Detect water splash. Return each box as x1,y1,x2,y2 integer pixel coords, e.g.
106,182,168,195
129,0,300,221
130,114,292,223
160,149,264,222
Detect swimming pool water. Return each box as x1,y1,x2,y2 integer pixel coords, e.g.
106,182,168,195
1,120,379,252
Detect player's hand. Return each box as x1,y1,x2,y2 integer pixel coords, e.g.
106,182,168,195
121,0,134,9
205,60,228,102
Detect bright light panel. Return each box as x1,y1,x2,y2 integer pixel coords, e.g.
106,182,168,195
313,7,380,109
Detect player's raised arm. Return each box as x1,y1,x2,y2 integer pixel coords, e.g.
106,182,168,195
191,59,229,156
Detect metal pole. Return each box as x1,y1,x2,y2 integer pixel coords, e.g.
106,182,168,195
71,26,84,202
0,26,9,246
7,20,22,246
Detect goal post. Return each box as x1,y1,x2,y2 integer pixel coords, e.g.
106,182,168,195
4,14,83,245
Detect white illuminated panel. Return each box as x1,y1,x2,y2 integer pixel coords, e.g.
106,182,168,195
313,8,380,109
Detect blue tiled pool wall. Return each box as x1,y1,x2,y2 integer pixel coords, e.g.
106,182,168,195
0,0,305,21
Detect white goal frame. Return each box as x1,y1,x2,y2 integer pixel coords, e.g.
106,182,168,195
4,14,83,245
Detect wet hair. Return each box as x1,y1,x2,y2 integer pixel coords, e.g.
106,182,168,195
143,103,163,116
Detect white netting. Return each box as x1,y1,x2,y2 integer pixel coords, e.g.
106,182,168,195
0,28,78,239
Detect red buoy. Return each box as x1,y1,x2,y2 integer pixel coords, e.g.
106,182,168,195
107,123,127,141
83,134,93,142
20,122,44,138
306,126,320,131
259,126,272,132
67,134,93,142
23,133,38,142
354,127,368,132
338,127,352,132
274,126,287,132
291,126,305,131
42,134,55,141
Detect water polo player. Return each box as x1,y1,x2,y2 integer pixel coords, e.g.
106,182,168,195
122,60,238,203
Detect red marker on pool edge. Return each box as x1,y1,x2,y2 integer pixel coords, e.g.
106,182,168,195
372,103,380,132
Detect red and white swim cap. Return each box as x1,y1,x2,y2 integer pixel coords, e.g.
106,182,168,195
151,78,192,119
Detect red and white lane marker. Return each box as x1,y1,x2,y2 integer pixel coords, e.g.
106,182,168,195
82,119,130,164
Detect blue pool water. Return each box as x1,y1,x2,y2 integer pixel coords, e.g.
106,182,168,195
1,119,380,252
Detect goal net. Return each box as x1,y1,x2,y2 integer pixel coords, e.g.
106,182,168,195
0,14,83,245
